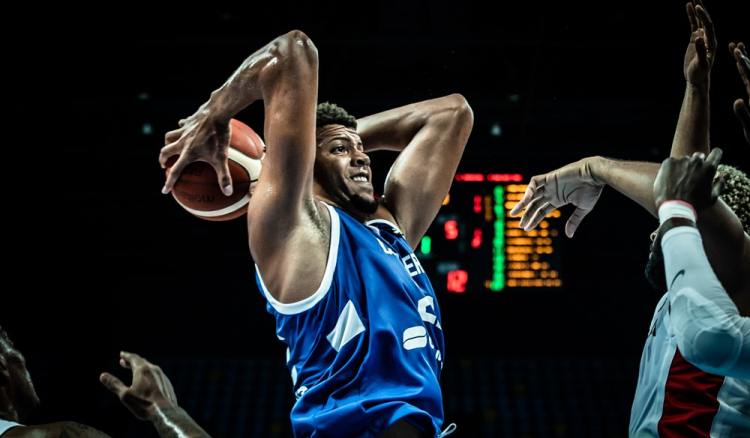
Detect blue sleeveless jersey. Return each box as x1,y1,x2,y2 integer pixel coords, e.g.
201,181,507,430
255,203,446,438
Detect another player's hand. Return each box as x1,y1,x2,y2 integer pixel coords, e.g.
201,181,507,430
158,108,234,196
509,158,604,238
683,0,716,85
729,41,750,144
100,351,179,422
653,148,725,214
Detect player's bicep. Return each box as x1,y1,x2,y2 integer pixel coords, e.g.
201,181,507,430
383,126,471,247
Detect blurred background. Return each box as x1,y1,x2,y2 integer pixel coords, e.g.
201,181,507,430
9,1,749,437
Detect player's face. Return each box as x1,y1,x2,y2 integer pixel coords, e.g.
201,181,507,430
644,228,667,293
2,346,40,422
314,125,378,215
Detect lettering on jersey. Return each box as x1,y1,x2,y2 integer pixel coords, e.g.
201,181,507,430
376,236,426,278
376,238,399,256
402,254,425,277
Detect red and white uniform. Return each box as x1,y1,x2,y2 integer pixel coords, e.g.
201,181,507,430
629,227,750,437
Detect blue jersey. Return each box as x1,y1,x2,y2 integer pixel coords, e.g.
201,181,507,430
256,202,446,438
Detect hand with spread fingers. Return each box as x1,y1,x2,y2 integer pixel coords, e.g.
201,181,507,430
100,351,213,438
683,0,717,85
653,148,726,214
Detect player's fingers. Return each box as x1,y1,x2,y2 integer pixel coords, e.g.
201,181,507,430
695,35,708,65
734,99,750,131
565,207,591,238
517,196,544,229
213,163,234,196
524,201,554,231
685,2,698,34
706,147,722,168
694,4,715,47
120,351,146,370
100,372,128,397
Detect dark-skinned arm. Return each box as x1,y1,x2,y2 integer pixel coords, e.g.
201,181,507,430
357,94,474,248
4,422,113,438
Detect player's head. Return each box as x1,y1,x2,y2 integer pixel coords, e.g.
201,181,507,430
313,102,378,216
644,164,750,292
0,325,40,423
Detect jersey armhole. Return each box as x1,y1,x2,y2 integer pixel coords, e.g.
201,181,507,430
256,202,340,315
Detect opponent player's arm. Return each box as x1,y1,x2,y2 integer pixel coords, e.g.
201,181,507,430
356,94,473,248
670,0,715,159
660,223,750,379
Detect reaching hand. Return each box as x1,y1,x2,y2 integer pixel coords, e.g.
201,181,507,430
653,148,726,214
100,351,179,422
509,159,604,238
158,108,234,197
683,0,717,85
729,41,750,144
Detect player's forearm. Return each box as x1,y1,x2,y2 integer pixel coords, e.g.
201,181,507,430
151,407,213,438
206,30,317,122
588,156,660,217
671,82,711,158
357,93,472,153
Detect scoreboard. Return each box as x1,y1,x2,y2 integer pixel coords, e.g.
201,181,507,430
416,172,564,293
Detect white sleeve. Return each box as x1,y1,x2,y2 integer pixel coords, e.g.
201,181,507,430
662,226,750,379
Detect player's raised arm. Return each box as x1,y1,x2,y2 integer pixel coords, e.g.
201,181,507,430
356,94,473,248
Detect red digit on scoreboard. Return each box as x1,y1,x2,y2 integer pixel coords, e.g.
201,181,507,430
447,270,468,293
444,220,458,240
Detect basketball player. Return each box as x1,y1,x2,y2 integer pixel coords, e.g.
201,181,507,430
509,1,750,436
159,30,472,438
652,147,749,379
0,325,213,438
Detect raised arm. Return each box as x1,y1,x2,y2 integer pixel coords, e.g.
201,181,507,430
159,30,325,304
357,94,473,248
670,0,716,159
654,149,750,378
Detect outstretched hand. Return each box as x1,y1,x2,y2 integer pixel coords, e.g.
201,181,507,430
729,41,750,144
509,159,603,238
159,109,234,197
683,0,716,85
653,148,726,214
100,351,179,422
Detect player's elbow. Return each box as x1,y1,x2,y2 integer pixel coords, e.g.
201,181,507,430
447,93,474,128
273,30,319,73
677,324,744,375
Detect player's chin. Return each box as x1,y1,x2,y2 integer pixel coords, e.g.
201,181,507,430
350,193,379,215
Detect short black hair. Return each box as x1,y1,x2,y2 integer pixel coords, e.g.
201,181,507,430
316,102,357,130
716,164,750,235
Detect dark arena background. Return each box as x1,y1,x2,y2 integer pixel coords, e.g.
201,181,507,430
10,1,749,437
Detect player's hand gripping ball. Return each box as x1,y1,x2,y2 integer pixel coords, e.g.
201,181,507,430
165,119,264,221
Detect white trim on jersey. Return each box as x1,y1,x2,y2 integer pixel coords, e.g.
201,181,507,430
256,202,341,315
0,419,22,436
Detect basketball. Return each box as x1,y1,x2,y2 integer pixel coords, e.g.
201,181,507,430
165,118,265,221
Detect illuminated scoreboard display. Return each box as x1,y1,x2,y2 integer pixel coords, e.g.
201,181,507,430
416,172,564,293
